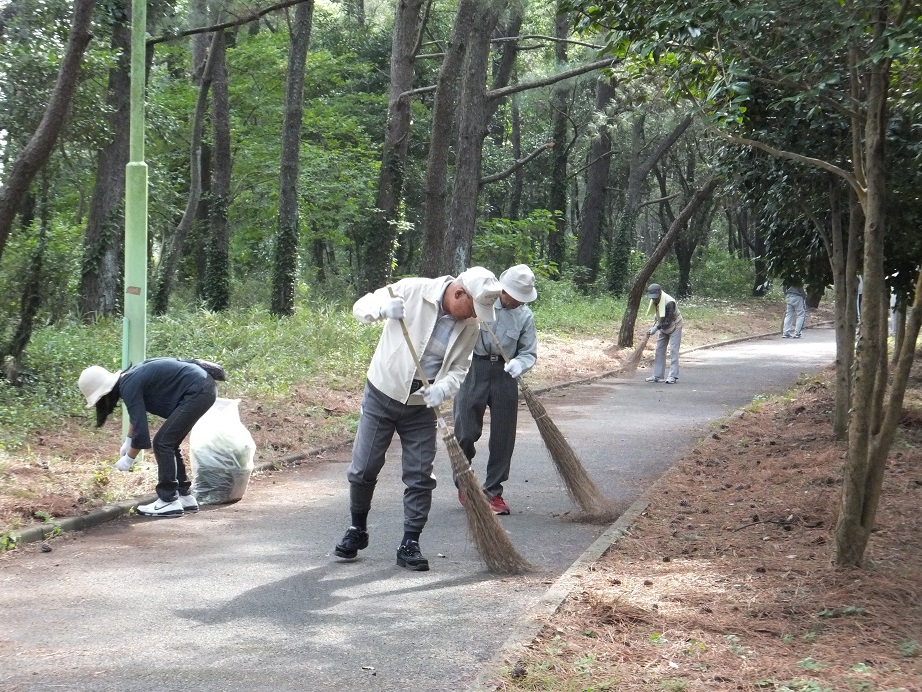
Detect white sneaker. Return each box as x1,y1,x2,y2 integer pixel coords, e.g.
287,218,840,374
645,376,662,382
665,377,677,384
136,499,184,517
178,494,199,512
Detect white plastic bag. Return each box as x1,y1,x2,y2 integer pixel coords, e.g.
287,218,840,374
190,398,256,505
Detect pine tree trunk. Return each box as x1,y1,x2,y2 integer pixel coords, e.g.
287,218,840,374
78,8,130,320
357,0,425,294
547,9,570,273
271,1,314,316
204,29,231,312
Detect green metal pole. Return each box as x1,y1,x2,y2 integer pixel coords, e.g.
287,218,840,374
123,0,148,438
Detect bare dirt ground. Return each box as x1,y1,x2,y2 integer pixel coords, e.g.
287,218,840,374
493,363,922,691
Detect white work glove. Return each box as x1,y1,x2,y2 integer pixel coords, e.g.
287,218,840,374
119,437,132,456
504,359,524,379
379,297,405,320
647,325,660,335
421,382,448,408
115,454,134,472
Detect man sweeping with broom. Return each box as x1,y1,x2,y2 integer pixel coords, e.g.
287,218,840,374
453,264,538,516
334,267,502,571
644,283,684,384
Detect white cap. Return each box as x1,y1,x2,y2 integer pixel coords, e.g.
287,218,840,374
456,267,502,322
78,366,121,408
499,264,537,303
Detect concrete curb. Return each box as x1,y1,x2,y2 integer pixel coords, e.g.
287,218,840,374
471,490,655,691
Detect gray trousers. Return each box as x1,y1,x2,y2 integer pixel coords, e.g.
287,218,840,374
347,381,437,533
453,357,519,497
783,294,806,336
653,327,682,380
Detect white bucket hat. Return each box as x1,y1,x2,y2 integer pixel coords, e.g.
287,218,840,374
499,264,537,303
78,366,121,408
456,267,502,322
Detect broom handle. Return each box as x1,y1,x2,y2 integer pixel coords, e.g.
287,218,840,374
387,287,444,423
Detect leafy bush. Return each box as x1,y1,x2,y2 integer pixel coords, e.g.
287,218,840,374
689,245,755,298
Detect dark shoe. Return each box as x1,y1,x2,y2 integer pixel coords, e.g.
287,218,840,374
396,541,430,571
782,334,792,338
334,526,369,559
488,495,510,515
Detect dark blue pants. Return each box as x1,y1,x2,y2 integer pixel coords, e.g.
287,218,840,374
153,378,217,502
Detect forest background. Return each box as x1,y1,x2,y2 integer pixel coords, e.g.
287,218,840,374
0,0,921,625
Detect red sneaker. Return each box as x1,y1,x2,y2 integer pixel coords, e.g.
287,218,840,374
489,495,510,515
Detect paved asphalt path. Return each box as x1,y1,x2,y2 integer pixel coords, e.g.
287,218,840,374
0,328,836,691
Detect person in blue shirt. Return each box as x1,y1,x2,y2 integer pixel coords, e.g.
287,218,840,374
78,358,218,517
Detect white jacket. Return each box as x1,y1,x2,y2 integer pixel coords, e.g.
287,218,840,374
353,276,479,405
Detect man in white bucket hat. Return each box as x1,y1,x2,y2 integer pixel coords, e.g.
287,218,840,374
453,264,538,516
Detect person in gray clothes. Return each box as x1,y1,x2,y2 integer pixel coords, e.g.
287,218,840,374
644,283,684,384
783,281,807,338
453,264,538,516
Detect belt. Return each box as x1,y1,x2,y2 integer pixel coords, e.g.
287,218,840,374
473,353,502,362
410,379,424,394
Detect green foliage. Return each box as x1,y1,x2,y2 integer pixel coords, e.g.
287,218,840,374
688,244,755,299
0,302,380,450
472,211,558,278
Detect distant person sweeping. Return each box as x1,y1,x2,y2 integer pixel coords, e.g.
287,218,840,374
644,283,684,384
78,358,218,517
453,264,538,516
334,267,502,572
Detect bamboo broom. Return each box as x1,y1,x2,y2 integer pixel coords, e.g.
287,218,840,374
482,322,609,517
618,331,653,377
388,289,532,575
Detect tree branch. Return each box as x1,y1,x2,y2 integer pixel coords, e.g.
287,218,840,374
722,133,864,201
147,0,312,45
487,58,619,101
491,34,604,50
480,142,553,184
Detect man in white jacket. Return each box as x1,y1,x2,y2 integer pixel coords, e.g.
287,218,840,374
334,267,501,571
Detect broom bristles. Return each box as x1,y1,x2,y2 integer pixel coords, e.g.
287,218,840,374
442,427,533,575
521,384,609,516
619,332,652,377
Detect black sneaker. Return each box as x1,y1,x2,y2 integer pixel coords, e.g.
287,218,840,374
396,541,430,571
334,526,369,559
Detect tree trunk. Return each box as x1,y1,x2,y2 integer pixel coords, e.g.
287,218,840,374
833,27,912,566
356,0,425,295
78,7,130,320
204,29,231,312
152,31,221,316
0,0,96,265
607,113,693,295
547,8,570,273
270,1,315,316
507,92,523,220
617,177,718,347
443,0,510,274
3,173,49,383
419,0,476,277
573,76,615,290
